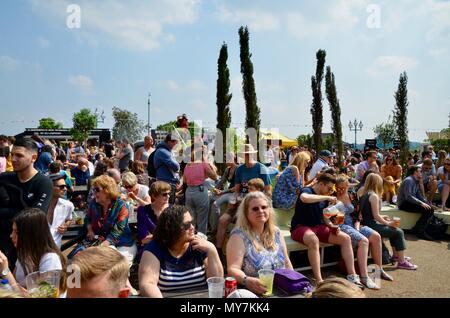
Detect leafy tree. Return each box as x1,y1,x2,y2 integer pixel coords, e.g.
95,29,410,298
38,117,63,129
216,42,232,171
393,72,409,170
70,108,96,149
239,26,261,158
325,66,344,167
311,49,326,154
297,134,313,149
373,116,395,149
112,107,146,143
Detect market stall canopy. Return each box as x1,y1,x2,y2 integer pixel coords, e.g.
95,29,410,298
260,130,298,148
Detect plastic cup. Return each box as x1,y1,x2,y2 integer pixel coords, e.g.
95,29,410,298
207,277,224,298
393,217,401,228
336,212,345,225
26,270,61,298
258,269,275,297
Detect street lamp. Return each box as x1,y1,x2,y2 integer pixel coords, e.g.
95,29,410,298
148,93,151,135
94,108,105,127
348,119,363,149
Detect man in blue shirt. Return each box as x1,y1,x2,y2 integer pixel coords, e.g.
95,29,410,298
154,133,180,204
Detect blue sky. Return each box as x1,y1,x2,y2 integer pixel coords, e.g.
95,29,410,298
0,0,449,143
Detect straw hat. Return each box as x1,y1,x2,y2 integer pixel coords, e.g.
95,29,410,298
238,144,258,154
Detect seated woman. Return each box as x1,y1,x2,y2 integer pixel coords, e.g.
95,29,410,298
86,175,137,264
360,173,417,270
437,158,450,211
380,155,402,204
272,151,311,209
334,174,392,289
226,191,293,296
131,161,149,187
138,205,223,297
136,181,171,260
121,171,152,207
0,208,67,297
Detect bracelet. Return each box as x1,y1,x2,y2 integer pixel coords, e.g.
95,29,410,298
242,275,248,287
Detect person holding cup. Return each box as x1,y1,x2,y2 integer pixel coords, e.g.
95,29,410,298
226,191,293,296
0,208,67,297
139,205,223,297
334,174,392,289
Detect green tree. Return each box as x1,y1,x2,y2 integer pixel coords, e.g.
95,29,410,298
325,66,344,167
297,134,313,149
70,108,96,149
373,116,395,150
216,42,232,171
393,72,410,170
112,107,146,143
239,26,261,158
38,117,63,129
311,49,326,155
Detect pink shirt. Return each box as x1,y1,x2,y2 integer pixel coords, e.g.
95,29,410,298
184,163,209,186
0,157,6,173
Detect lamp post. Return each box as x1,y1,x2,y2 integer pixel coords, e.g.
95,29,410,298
147,93,151,135
94,108,105,127
348,119,363,149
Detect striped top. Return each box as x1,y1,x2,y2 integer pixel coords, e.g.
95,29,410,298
145,240,207,291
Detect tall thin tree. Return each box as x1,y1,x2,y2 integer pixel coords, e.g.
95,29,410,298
311,49,326,155
216,42,232,172
325,66,344,167
393,71,409,170
239,26,261,158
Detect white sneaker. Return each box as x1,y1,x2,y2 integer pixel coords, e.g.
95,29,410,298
347,274,364,289
392,196,398,204
361,276,380,290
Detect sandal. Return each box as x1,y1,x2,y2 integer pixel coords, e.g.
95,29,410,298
380,269,394,281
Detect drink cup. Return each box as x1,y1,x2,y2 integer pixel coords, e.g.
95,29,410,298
393,217,401,228
258,269,275,297
336,212,345,225
323,201,345,218
26,270,61,298
207,277,225,298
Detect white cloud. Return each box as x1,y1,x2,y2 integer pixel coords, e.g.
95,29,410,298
186,80,207,91
367,56,419,76
216,4,280,31
0,56,19,71
69,75,94,95
166,79,207,92
426,0,450,41
29,0,201,51
191,99,208,110
429,48,447,57
167,80,179,91
36,36,50,48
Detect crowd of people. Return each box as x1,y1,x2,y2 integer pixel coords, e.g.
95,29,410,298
0,119,449,298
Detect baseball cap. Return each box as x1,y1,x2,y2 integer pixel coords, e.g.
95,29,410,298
48,173,67,182
320,150,334,157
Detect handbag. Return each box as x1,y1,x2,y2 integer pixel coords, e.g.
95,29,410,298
274,268,313,294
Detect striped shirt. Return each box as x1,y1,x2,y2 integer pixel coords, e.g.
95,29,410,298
145,240,207,291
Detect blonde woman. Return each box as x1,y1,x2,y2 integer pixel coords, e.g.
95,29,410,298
121,171,151,207
272,152,311,209
226,191,293,296
360,174,417,270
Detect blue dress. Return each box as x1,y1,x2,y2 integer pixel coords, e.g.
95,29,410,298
272,166,301,209
339,202,375,248
230,228,286,277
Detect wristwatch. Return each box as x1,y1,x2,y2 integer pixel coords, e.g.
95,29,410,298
1,267,10,277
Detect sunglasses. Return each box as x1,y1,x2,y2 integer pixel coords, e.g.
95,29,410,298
181,220,195,231
445,163,450,166
93,187,102,193
251,205,268,212
160,192,171,197
55,184,67,190
124,184,134,189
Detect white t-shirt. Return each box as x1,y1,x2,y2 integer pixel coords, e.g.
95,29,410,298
437,166,450,182
15,253,63,289
49,198,74,248
137,184,150,202
308,158,328,181
88,161,95,176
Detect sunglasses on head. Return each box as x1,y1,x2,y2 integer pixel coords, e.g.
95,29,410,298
181,220,195,230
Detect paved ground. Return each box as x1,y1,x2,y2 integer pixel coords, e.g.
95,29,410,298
301,233,450,298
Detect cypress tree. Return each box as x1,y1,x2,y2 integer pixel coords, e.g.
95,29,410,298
325,66,344,167
311,49,326,155
216,42,232,172
393,71,410,171
239,26,261,158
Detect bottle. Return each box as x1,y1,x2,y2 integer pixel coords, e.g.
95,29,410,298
0,279,13,291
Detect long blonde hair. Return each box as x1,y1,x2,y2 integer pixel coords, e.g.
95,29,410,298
362,173,383,198
235,191,277,251
290,151,311,174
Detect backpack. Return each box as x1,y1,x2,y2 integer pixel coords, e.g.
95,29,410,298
147,150,157,178
423,215,448,241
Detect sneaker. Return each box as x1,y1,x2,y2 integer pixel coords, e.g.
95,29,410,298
390,255,411,263
380,269,394,281
397,260,418,270
347,274,365,289
360,276,380,290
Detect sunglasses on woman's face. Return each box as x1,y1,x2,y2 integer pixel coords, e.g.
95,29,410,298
93,187,102,193
55,184,67,190
251,205,268,212
181,220,195,231
160,192,171,197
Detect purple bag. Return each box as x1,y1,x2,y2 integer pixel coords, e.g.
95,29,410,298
274,269,313,294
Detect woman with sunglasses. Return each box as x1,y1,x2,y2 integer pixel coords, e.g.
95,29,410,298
226,191,293,296
86,175,136,264
380,155,402,204
135,181,171,261
121,171,151,207
138,205,223,297
437,158,450,211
